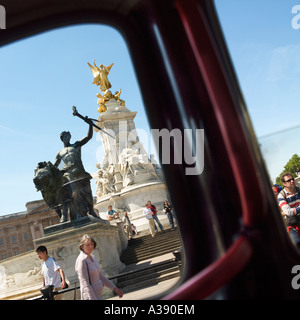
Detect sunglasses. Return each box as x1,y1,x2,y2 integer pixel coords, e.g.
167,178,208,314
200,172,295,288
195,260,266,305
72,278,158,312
284,178,294,183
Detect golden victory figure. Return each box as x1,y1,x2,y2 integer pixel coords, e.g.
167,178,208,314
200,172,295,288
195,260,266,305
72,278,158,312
88,60,114,92
88,60,126,114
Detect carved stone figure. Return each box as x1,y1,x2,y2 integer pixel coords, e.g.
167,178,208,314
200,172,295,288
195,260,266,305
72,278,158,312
118,141,157,187
150,154,164,180
95,166,116,199
118,146,135,187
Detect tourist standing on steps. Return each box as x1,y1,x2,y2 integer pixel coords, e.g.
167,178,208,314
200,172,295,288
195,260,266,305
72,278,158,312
131,223,137,235
122,211,133,239
163,200,175,230
75,234,123,300
147,200,164,232
143,203,156,237
36,245,67,300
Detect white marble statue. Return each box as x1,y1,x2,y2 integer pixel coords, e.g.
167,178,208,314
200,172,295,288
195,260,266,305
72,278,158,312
95,166,116,199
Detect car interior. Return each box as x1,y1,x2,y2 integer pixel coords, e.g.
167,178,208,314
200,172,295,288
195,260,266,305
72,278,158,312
1,0,300,300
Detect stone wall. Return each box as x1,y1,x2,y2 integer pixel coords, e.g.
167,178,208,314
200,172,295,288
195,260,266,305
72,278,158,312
95,181,172,232
0,218,127,300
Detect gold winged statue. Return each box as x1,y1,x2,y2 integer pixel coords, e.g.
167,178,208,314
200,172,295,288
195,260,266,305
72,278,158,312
87,60,114,92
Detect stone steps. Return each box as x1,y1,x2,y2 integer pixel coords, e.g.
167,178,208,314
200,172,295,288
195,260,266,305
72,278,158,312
121,243,182,265
114,227,183,294
111,259,181,293
120,229,182,265
121,269,180,293
116,260,178,284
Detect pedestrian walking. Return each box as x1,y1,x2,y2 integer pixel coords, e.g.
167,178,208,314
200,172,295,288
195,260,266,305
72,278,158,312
75,234,123,300
36,245,67,300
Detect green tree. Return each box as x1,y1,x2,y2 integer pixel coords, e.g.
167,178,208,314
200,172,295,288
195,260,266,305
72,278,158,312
275,154,300,186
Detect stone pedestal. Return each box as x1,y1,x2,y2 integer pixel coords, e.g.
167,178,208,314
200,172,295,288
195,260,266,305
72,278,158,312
95,181,171,233
0,251,44,300
0,216,127,300
43,216,109,235
93,99,171,234
34,217,127,287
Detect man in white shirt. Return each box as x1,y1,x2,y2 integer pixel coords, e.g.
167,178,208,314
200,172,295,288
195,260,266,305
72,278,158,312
36,245,67,300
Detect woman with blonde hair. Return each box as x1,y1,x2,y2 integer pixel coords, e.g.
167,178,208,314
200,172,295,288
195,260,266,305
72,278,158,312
75,234,123,300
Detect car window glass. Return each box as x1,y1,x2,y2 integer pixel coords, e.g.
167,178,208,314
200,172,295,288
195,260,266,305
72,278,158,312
214,0,300,182
0,24,184,299
214,0,300,243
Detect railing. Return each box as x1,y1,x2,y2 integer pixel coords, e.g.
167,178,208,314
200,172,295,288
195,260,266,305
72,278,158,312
29,249,183,300
29,283,81,300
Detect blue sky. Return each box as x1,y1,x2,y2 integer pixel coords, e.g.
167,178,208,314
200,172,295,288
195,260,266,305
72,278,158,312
0,24,152,215
215,0,300,182
1,1,300,215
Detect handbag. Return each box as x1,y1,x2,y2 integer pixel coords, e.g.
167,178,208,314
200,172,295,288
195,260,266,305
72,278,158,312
40,284,54,300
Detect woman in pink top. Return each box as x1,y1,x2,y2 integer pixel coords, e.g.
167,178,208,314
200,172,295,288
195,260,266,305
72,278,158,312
75,234,123,300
